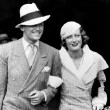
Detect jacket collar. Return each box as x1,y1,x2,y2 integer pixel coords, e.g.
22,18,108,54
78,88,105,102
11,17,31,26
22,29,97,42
59,45,95,80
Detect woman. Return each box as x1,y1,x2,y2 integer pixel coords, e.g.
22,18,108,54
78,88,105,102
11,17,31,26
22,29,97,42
59,21,109,110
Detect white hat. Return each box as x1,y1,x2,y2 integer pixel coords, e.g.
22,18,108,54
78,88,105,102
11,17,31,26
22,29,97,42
60,21,81,40
15,3,50,28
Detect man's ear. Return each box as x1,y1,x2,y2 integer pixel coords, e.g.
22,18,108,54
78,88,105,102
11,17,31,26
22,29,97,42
20,26,24,31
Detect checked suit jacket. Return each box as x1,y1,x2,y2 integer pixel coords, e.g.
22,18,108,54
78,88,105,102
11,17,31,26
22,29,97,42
0,38,61,110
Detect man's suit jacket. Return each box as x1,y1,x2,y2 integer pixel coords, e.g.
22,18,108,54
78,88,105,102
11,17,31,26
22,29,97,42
0,38,61,110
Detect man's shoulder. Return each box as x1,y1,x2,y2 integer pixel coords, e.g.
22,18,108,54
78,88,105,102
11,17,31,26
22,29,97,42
0,41,12,49
0,39,20,52
40,41,58,52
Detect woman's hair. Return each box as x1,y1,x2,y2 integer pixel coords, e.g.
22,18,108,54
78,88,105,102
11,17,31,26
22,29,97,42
61,27,89,50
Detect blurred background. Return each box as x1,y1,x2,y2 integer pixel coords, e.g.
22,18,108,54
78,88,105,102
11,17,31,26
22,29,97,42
0,0,110,108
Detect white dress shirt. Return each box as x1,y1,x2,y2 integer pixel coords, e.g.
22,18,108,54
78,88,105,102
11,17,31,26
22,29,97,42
22,37,39,59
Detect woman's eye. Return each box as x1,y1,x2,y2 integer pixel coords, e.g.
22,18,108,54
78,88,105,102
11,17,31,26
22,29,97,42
67,35,72,39
75,34,80,38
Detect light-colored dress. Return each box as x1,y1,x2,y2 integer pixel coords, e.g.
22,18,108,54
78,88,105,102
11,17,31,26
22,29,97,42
59,45,109,110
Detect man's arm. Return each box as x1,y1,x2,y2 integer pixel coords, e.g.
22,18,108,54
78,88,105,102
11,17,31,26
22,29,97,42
42,50,62,104
29,49,62,105
0,45,8,110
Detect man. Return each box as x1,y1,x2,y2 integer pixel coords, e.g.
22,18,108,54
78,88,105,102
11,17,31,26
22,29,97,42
0,3,62,110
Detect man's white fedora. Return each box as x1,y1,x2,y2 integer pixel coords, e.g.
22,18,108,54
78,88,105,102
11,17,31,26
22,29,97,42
15,3,50,28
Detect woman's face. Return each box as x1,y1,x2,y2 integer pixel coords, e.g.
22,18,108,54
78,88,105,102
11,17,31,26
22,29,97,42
65,28,82,52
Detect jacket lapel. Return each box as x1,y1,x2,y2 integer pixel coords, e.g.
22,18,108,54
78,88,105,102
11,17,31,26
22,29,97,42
79,49,95,79
80,45,95,83
60,45,95,89
12,39,30,80
19,42,48,92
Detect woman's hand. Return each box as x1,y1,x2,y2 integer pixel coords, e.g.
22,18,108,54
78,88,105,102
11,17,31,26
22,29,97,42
93,103,104,110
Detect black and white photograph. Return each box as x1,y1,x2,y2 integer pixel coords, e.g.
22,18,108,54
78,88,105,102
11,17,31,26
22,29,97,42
0,0,109,110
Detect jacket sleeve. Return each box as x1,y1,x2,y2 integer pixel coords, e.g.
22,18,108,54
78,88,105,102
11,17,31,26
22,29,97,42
42,50,62,104
0,45,8,110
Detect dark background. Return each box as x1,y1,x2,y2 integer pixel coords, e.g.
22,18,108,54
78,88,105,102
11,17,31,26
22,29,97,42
0,0,110,107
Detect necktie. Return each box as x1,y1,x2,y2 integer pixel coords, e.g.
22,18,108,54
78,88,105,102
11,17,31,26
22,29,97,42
27,44,37,67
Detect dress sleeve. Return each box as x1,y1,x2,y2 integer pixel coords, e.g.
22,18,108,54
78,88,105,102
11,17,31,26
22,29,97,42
97,71,106,96
97,54,109,72
92,53,108,106
96,71,107,105
97,71,106,82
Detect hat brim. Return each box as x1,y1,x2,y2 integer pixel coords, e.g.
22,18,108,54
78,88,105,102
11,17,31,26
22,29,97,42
15,15,50,28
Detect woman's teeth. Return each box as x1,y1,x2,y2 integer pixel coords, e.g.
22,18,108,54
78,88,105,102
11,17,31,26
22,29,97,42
71,43,78,46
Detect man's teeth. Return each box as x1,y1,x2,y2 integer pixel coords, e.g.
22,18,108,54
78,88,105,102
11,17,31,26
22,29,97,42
32,30,41,33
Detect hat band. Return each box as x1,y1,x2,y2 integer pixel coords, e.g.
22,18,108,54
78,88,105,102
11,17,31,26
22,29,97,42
21,11,43,23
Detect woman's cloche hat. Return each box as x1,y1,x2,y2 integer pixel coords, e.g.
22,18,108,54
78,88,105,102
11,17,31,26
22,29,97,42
60,21,81,40
15,3,50,28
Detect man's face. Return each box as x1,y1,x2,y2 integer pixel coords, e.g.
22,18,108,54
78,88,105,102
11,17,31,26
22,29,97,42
22,23,44,44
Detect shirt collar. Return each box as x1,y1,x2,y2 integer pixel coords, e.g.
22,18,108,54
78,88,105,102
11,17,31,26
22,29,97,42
22,37,39,51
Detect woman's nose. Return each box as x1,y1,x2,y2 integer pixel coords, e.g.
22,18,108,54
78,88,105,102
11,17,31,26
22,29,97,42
71,36,76,41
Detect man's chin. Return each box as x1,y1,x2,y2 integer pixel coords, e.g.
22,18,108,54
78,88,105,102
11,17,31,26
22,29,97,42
32,38,40,42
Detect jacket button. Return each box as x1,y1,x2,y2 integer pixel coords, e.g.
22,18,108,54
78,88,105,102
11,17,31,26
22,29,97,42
12,78,15,81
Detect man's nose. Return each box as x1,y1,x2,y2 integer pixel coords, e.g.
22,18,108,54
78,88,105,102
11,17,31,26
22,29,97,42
33,26,40,30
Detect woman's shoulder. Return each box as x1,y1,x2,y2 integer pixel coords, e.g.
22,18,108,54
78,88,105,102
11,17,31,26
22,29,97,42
92,51,108,67
92,51,101,57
